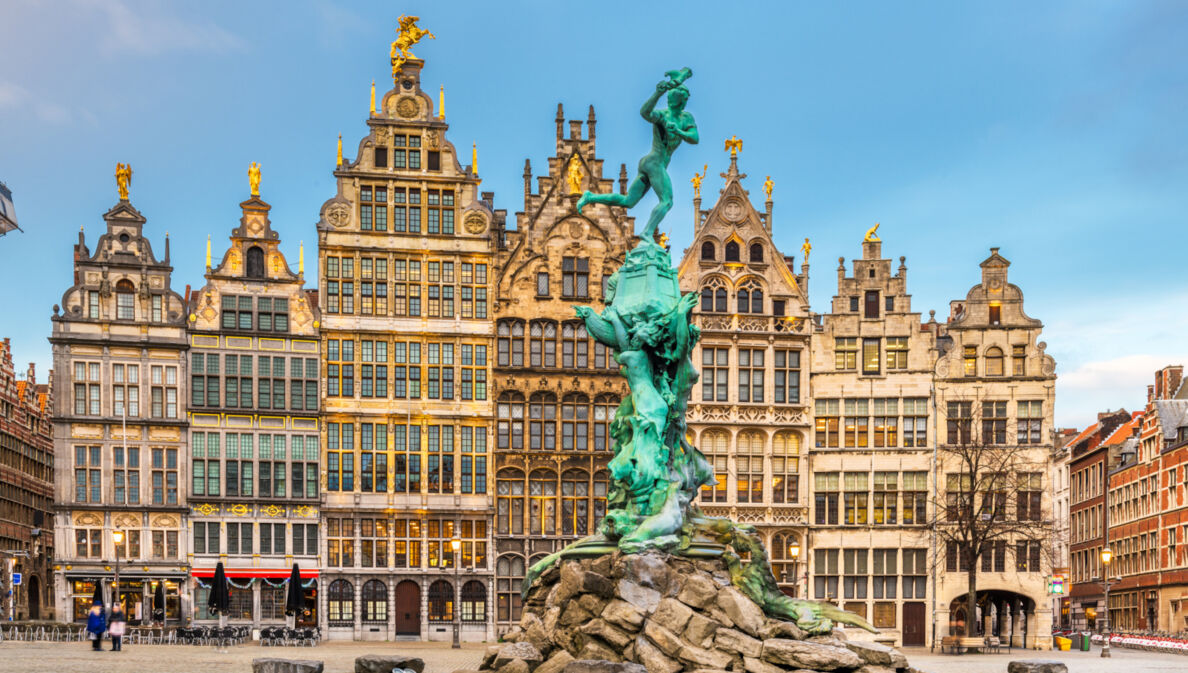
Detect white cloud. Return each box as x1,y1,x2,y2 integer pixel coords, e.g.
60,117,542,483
69,0,244,56
1046,291,1188,428
0,80,92,125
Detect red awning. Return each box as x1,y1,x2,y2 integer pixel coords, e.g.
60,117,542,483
191,568,319,579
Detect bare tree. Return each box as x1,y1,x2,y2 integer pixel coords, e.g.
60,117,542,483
928,395,1053,636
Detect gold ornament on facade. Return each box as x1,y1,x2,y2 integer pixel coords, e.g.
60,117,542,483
395,97,419,119
464,212,487,234
566,155,584,194
390,15,435,79
724,135,743,156
763,175,774,200
228,503,250,516
691,164,707,199
262,504,284,517
248,162,261,197
194,503,219,516
864,222,881,242
294,505,318,518
115,163,133,200
229,249,242,272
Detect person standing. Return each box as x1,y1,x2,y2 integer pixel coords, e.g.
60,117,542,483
108,603,127,651
85,604,106,651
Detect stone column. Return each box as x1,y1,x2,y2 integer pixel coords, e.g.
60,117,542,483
1011,601,1024,648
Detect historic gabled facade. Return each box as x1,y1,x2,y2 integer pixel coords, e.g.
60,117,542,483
184,177,321,626
0,338,54,620
316,50,498,641
933,248,1057,649
807,233,939,647
50,182,190,623
490,105,632,636
675,150,812,601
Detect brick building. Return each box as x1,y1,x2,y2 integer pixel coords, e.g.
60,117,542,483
0,338,54,619
1106,366,1188,631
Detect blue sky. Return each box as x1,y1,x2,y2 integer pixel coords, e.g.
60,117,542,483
1,1,1186,429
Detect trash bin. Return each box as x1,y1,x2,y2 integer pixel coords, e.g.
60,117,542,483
1054,636,1071,651
1079,632,1091,651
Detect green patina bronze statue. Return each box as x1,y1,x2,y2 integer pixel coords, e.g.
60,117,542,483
577,68,698,241
527,69,876,636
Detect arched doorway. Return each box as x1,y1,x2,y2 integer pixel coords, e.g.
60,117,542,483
948,590,1036,647
27,575,42,620
394,580,420,636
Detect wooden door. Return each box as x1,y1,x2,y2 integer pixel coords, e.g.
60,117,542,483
902,601,925,646
394,580,420,635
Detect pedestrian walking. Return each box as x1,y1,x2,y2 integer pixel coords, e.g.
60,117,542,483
108,603,127,651
85,604,106,651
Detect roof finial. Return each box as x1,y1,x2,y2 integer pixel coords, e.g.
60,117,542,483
370,80,376,115
299,241,304,275
205,235,212,269
438,85,445,120
336,134,343,167
248,162,261,197
115,163,132,201
472,143,478,176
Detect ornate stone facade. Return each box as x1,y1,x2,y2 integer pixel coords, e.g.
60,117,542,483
185,189,321,626
0,338,54,620
50,194,190,623
932,248,1057,648
675,152,812,599
315,54,498,641
490,104,632,636
807,236,939,646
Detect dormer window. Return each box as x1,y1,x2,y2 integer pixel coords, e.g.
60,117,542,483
749,244,763,263
246,246,265,279
116,279,135,320
989,302,1002,325
725,241,740,262
701,241,715,260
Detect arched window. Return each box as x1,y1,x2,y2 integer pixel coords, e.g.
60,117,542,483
593,469,609,525
701,241,716,260
246,246,265,279
702,279,726,313
496,469,525,535
497,320,525,367
327,579,354,626
750,243,764,263
725,240,740,262
985,347,1004,377
562,322,588,369
770,531,802,592
528,392,557,450
738,280,763,314
715,287,727,312
593,394,618,452
497,392,524,450
529,469,557,535
772,433,800,504
737,432,765,503
700,431,729,503
362,579,388,623
116,279,135,320
427,579,453,622
530,320,557,368
561,393,590,451
496,555,525,625
461,580,487,623
561,468,591,536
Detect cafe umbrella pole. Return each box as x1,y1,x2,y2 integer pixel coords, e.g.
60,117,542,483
284,564,304,631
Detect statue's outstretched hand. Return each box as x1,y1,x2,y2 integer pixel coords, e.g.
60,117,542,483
677,292,699,312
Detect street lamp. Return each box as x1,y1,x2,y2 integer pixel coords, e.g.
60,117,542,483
451,538,461,649
112,530,124,615
1100,547,1113,659
789,540,802,598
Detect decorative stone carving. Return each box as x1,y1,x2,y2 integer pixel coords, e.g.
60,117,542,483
396,97,419,118
465,212,488,234
325,203,350,228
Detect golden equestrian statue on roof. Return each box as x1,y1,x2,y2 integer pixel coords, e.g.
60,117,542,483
390,15,436,79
